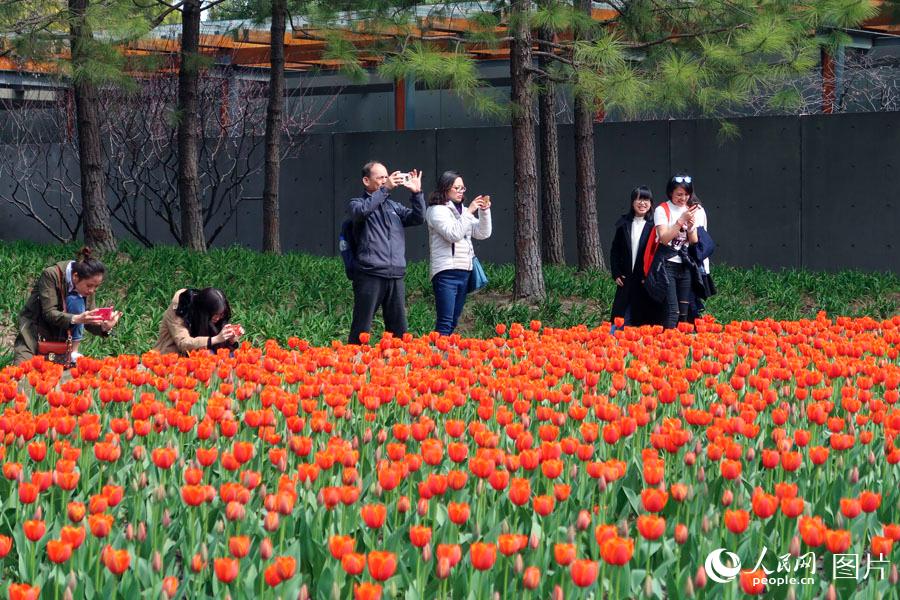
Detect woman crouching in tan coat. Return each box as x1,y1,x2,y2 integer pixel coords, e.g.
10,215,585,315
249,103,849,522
153,288,243,356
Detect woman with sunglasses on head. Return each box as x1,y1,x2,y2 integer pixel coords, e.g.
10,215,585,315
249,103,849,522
425,170,492,336
153,287,243,356
652,173,709,328
609,186,657,330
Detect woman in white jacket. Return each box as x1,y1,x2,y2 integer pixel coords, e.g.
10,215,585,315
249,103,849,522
425,171,492,335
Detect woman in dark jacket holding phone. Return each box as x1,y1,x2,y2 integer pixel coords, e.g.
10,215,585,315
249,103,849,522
609,186,656,329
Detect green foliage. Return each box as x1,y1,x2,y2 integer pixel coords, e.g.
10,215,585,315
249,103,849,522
0,242,896,367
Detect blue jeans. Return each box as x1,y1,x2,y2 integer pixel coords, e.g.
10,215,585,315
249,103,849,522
66,293,86,341
432,269,470,335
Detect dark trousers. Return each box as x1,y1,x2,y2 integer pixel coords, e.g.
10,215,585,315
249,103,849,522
432,269,470,335
348,273,408,344
663,261,692,329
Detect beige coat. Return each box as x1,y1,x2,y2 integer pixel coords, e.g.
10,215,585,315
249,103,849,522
152,289,214,356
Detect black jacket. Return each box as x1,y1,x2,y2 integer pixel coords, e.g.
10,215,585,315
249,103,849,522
348,187,426,279
609,213,656,324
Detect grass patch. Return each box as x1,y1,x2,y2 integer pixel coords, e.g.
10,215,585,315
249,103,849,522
0,241,897,366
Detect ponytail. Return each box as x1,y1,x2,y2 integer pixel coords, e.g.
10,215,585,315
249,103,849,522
71,246,106,279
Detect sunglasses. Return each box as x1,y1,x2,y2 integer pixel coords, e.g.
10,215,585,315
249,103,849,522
673,176,692,184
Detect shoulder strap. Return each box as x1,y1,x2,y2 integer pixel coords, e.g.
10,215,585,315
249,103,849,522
56,265,73,339
663,202,671,220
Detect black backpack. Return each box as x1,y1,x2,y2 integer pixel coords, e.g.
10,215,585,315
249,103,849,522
339,218,358,279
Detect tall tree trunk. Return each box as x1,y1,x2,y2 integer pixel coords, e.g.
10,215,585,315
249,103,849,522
510,0,545,300
69,0,115,252
574,0,605,271
177,0,206,251
263,0,286,254
537,25,564,265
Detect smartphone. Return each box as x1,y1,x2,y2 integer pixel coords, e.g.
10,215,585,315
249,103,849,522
687,196,699,208
95,306,114,320
402,173,412,184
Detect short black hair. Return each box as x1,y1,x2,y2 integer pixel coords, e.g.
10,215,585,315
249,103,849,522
666,173,694,199
362,161,384,178
629,186,653,217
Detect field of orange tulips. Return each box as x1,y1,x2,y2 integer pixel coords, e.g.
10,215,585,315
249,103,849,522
0,314,898,599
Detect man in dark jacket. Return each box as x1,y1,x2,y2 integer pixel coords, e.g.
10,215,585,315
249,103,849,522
347,160,425,344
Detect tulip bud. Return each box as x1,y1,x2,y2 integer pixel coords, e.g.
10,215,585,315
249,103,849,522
785,587,796,600
138,522,147,542
514,554,524,575
850,467,859,484
436,557,451,579
201,543,209,562
745,448,755,461
868,451,875,465
264,511,280,532
825,584,837,600
702,516,711,534
569,465,578,479
63,590,73,600
397,496,410,513
417,498,428,517
889,565,898,585
697,466,705,483
34,506,42,520
260,537,274,560
374,447,382,462
16,437,24,449
258,484,267,499
675,524,688,544
376,429,387,444
521,414,530,428
694,566,707,589
789,536,801,557
155,485,167,501
567,525,575,544
529,531,540,549
152,551,162,572
162,509,171,528
331,581,340,600
576,510,591,531
68,571,77,590
215,520,225,534
139,473,148,489
684,577,694,598
644,575,653,597
422,543,432,563
552,585,563,600
493,593,500,600
598,476,607,492
298,585,309,600
477,480,484,494
125,523,134,541
363,428,373,444
224,594,231,600
351,436,359,451
721,490,733,507
133,446,144,460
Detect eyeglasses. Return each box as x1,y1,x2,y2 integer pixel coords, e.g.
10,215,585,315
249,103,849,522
634,199,651,204
673,176,692,184
452,186,466,192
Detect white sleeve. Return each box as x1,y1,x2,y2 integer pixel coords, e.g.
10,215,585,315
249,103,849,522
425,205,476,243
653,205,669,228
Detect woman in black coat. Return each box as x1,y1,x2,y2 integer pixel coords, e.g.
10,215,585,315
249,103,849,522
610,186,656,329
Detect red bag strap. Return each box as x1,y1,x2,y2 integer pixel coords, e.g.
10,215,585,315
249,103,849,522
642,203,671,276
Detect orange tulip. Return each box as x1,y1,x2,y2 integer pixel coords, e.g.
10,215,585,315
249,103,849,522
825,530,851,554
469,542,497,571
367,551,397,581
23,520,45,542
523,566,541,589
641,488,668,513
228,536,250,558
740,569,766,595
59,526,85,550
162,576,179,598
799,516,826,547
361,504,387,529
600,536,634,566
214,557,239,583
436,544,462,567
840,498,862,519
570,559,599,587
724,510,750,534
354,582,382,600
7,584,40,600
0,535,12,558
859,491,881,513
533,495,555,516
46,540,72,563
102,546,131,575
341,552,366,576
447,502,470,525
553,543,576,566
751,490,778,519
17,482,39,504
409,526,432,548
329,535,355,559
